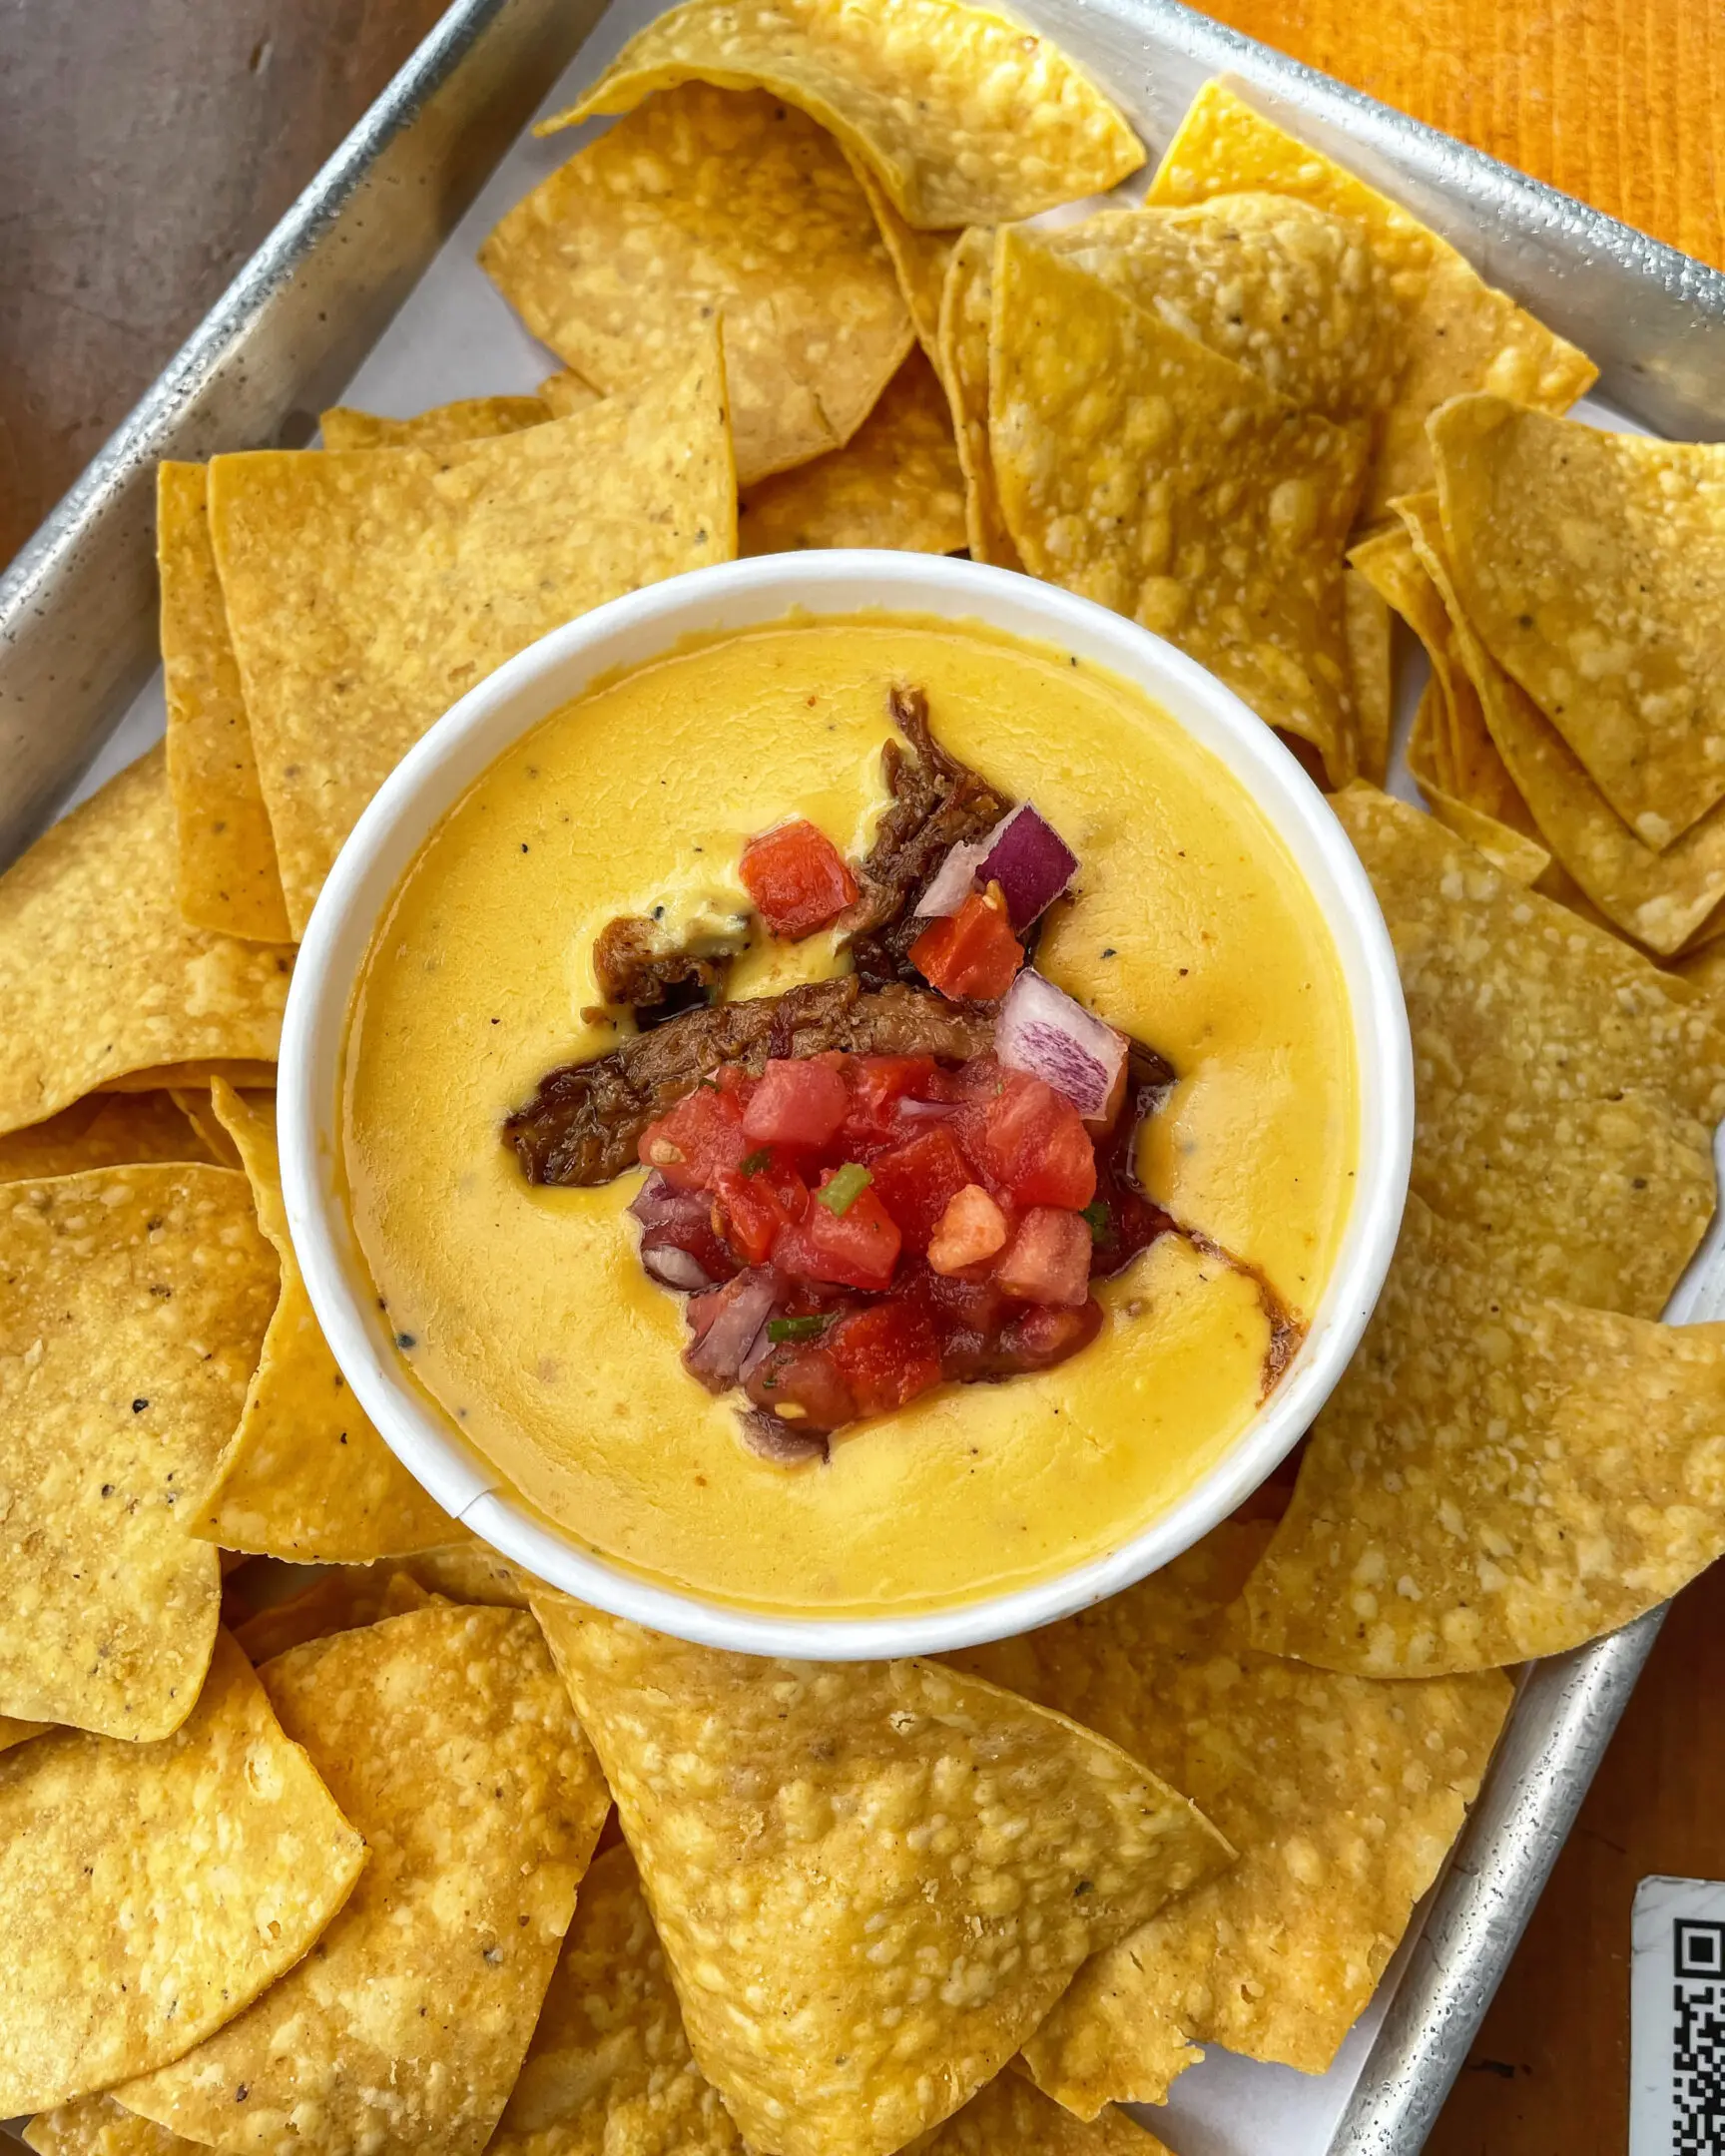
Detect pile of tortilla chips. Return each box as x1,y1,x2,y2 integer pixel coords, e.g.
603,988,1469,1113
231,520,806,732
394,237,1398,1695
2,0,1725,2147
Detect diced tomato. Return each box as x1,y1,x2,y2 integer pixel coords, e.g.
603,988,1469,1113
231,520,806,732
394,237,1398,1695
961,1069,1097,1211
744,1058,849,1149
908,888,1023,1001
926,1184,1010,1276
745,1342,857,1429
637,1084,750,1193
840,1055,939,1144
994,1207,1093,1306
774,1174,901,1292
714,1159,808,1267
999,1297,1104,1367
740,819,859,939
865,1125,974,1255
827,1301,943,1416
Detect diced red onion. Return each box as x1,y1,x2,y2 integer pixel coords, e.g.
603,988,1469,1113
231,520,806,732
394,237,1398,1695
629,1170,703,1233
685,1269,781,1389
632,1170,735,1292
641,1243,717,1292
996,969,1127,1121
917,805,1076,931
894,1097,958,1122
739,1406,830,1464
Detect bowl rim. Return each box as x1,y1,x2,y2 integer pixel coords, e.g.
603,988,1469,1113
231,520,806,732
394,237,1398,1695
281,550,1412,1658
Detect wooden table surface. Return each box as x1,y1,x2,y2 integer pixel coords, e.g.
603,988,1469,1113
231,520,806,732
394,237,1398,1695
2,2,1721,2148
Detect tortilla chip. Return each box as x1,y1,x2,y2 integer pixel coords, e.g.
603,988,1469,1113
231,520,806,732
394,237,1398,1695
538,369,602,417
26,2097,202,2156
1397,489,1725,954
1415,771,1551,886
319,394,551,452
531,1600,1231,2156
211,339,734,935
0,1716,49,1753
232,1568,404,1662
1675,937,1725,1007
950,1522,1510,2105
1433,395,1725,846
0,1165,277,1738
1148,81,1596,516
191,1081,456,1560
990,228,1368,785
542,0,1145,230
1046,194,1400,427
930,2077,1169,2155
1336,783,1724,1317
0,1630,366,2114
739,347,965,556
482,84,909,488
157,465,293,945
0,1092,214,1183
0,749,292,1134
1345,567,1393,786
852,159,955,362
399,1538,536,1607
117,1606,610,2156
937,225,1021,569
98,1059,278,1093
1248,1194,1725,1674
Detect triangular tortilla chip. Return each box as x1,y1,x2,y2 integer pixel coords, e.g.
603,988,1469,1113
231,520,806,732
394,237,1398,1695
1335,783,1724,1318
157,465,293,943
541,0,1144,229
0,1631,365,2114
1148,81,1595,516
0,749,292,1134
950,1522,1510,2108
117,1606,610,2156
319,394,552,452
231,1566,407,1663
538,368,602,417
851,156,955,362
210,339,736,933
0,1164,277,1738
1247,1194,1725,1673
27,2097,200,2156
482,84,909,487
739,347,965,556
1046,194,1401,426
1397,489,1725,954
98,1059,278,1093
1344,565,1393,786
531,1599,1231,2156
191,1080,456,1560
937,225,1021,569
0,1092,214,1183
989,228,1368,785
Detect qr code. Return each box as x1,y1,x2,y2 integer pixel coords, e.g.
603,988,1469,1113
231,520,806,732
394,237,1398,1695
1675,1920,1725,2153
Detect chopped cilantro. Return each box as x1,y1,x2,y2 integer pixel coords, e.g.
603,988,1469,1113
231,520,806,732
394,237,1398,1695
1081,1201,1111,1243
768,1314,832,1344
815,1163,872,1216
740,1147,773,1176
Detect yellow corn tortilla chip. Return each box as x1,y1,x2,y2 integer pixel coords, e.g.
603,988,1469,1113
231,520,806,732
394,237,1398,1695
0,1629,366,2114
937,225,1021,570
531,1599,1231,2156
398,1537,536,1607
27,2096,202,2156
543,0,1145,230
482,84,909,489
1046,193,1400,427
1149,81,1596,517
929,2077,1170,2155
167,1083,274,1171
990,228,1368,785
1345,566,1393,787
98,1058,278,1093
950,1522,1510,2106
1336,783,1724,1317
851,158,955,362
1397,489,1725,954
232,1568,407,1663
0,1092,215,1183
192,1080,456,1560
1676,937,1725,1007
1433,395,1725,847
0,1716,49,1752
117,1606,610,2156
1406,668,1456,795
739,347,965,556
538,368,603,416
0,749,291,1134
1415,771,1552,887
211,339,734,936
0,1164,277,1738
319,394,552,452
1248,1194,1725,1674
157,465,293,945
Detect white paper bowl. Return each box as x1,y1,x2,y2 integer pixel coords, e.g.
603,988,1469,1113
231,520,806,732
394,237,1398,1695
281,552,1412,1658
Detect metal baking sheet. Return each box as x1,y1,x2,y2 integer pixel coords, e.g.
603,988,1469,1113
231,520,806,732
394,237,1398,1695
3,0,1723,2147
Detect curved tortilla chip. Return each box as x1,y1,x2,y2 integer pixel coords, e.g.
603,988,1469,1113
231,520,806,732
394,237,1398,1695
482,84,908,488
0,750,291,1135
118,1606,610,2156
0,1092,215,1183
852,160,955,364
543,0,1144,230
1148,81,1595,516
950,1522,1510,2108
27,2096,201,2156
191,1080,456,1560
531,1599,1230,2156
0,1631,366,2115
937,225,1021,570
990,228,1367,785
1249,1195,1725,1673
0,1165,277,1738
1345,565,1393,786
319,395,552,452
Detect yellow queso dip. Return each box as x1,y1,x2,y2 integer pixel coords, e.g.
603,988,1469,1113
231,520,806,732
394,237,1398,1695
342,613,1358,1617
